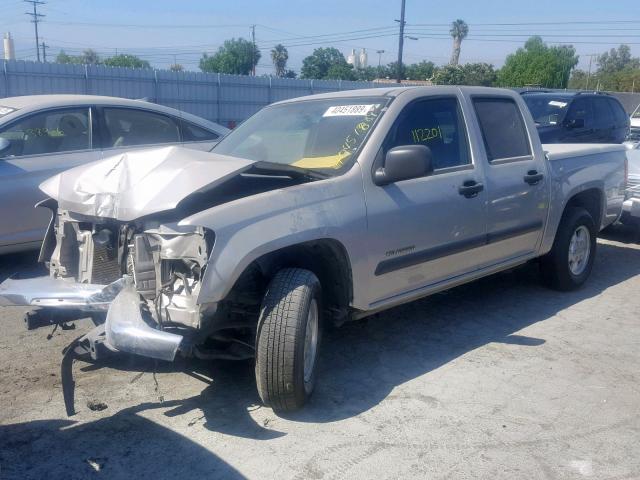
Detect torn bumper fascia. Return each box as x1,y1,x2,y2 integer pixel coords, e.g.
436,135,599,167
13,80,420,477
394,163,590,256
0,276,182,362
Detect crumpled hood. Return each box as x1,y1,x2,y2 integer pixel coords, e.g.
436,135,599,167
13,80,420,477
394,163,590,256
40,146,256,221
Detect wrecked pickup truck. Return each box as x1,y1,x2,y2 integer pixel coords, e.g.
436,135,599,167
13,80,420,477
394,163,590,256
0,86,627,412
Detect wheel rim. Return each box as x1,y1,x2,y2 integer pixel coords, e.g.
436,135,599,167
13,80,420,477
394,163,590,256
568,225,591,276
303,299,319,387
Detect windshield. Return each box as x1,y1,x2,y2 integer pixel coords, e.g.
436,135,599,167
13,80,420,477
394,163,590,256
522,95,571,126
632,105,640,119
213,97,388,174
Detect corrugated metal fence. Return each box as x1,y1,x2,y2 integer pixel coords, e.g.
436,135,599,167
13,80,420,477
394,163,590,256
0,60,396,127
1,60,639,127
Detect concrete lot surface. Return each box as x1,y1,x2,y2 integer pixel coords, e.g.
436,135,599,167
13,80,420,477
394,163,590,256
0,228,639,479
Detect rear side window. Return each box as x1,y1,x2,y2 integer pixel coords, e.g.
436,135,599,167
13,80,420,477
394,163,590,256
473,97,531,162
0,108,91,157
608,99,628,125
592,98,615,128
181,121,220,142
565,98,593,127
386,96,471,170
103,108,180,148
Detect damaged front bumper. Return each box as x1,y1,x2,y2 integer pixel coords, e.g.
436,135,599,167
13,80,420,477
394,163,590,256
0,275,183,362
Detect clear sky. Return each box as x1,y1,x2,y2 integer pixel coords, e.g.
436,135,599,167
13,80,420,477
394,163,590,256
1,0,639,74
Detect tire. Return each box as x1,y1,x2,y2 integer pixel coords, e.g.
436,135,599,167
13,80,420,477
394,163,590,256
255,268,322,412
540,207,597,291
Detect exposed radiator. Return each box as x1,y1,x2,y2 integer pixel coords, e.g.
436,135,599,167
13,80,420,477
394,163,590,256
91,242,121,284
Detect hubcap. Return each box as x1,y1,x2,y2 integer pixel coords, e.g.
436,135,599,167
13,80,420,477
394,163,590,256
303,299,319,388
568,225,591,276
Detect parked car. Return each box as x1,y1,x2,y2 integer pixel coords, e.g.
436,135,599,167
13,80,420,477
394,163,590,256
0,95,229,254
0,86,627,413
627,103,640,146
521,91,629,144
621,142,640,226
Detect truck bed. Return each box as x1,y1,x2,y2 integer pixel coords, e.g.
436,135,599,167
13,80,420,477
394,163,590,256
543,143,627,161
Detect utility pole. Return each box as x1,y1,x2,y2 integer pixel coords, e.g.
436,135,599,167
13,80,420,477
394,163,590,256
376,49,385,67
41,41,48,62
585,53,596,90
251,24,256,76
24,0,45,62
395,0,406,83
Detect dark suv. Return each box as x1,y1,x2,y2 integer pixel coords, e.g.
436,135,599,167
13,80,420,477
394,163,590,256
521,91,629,144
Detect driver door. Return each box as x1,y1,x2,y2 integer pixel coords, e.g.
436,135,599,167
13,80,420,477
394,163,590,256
362,95,488,307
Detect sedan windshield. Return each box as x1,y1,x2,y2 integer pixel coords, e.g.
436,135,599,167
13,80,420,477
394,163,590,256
523,95,571,126
632,105,640,119
213,97,388,174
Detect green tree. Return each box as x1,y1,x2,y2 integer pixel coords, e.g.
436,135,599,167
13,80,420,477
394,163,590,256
270,44,289,77
300,47,348,79
460,62,496,86
55,48,101,65
497,36,578,88
326,63,356,80
449,19,469,66
433,65,465,85
169,64,184,72
283,69,297,78
104,54,150,69
405,61,436,81
199,38,260,75
597,45,639,74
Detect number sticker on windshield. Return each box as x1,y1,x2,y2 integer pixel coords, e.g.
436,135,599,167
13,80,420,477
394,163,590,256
323,104,378,117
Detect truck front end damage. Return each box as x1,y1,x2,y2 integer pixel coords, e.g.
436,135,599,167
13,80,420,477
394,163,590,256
1,207,212,362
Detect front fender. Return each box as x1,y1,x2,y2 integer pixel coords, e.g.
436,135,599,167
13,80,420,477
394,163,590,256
178,165,367,306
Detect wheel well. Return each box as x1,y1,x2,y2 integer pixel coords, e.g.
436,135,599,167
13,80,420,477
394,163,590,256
564,188,603,228
226,239,353,324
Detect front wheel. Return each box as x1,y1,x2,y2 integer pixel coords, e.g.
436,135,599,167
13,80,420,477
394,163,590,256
540,207,597,291
255,268,322,412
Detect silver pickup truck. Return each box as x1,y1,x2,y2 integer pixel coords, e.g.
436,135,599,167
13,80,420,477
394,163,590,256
0,86,627,413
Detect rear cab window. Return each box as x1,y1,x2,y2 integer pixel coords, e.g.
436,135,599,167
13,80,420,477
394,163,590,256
385,96,471,171
473,97,531,162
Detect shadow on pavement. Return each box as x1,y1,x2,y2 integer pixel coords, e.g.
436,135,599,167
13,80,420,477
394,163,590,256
1,236,638,470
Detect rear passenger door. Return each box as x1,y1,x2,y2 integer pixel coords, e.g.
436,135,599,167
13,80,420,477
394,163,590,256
98,107,182,157
0,107,101,248
472,96,549,262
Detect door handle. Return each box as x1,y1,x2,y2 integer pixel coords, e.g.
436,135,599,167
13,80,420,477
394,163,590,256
458,180,484,198
524,170,544,185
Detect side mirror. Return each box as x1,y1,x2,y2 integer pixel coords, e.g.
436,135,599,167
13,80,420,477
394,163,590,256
566,118,585,129
0,138,10,156
374,145,433,186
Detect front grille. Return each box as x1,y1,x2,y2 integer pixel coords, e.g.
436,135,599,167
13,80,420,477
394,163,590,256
91,243,121,284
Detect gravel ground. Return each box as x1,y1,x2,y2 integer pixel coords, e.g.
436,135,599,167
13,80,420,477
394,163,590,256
0,228,639,480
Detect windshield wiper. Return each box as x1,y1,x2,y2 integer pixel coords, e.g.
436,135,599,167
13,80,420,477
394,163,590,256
250,161,331,180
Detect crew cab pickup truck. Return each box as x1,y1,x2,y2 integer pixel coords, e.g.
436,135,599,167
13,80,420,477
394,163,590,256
0,86,627,413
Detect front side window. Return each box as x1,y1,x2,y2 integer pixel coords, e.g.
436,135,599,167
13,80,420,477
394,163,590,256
474,97,531,162
0,108,90,157
103,108,180,148
213,97,388,174
385,97,471,170
565,98,593,127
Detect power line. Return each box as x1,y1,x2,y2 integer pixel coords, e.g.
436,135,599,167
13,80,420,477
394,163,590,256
24,0,44,62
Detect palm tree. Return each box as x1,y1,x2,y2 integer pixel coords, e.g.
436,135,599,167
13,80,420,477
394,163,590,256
271,44,289,77
449,19,469,66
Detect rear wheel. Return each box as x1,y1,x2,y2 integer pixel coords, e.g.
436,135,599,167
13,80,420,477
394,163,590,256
255,268,322,412
540,207,597,291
